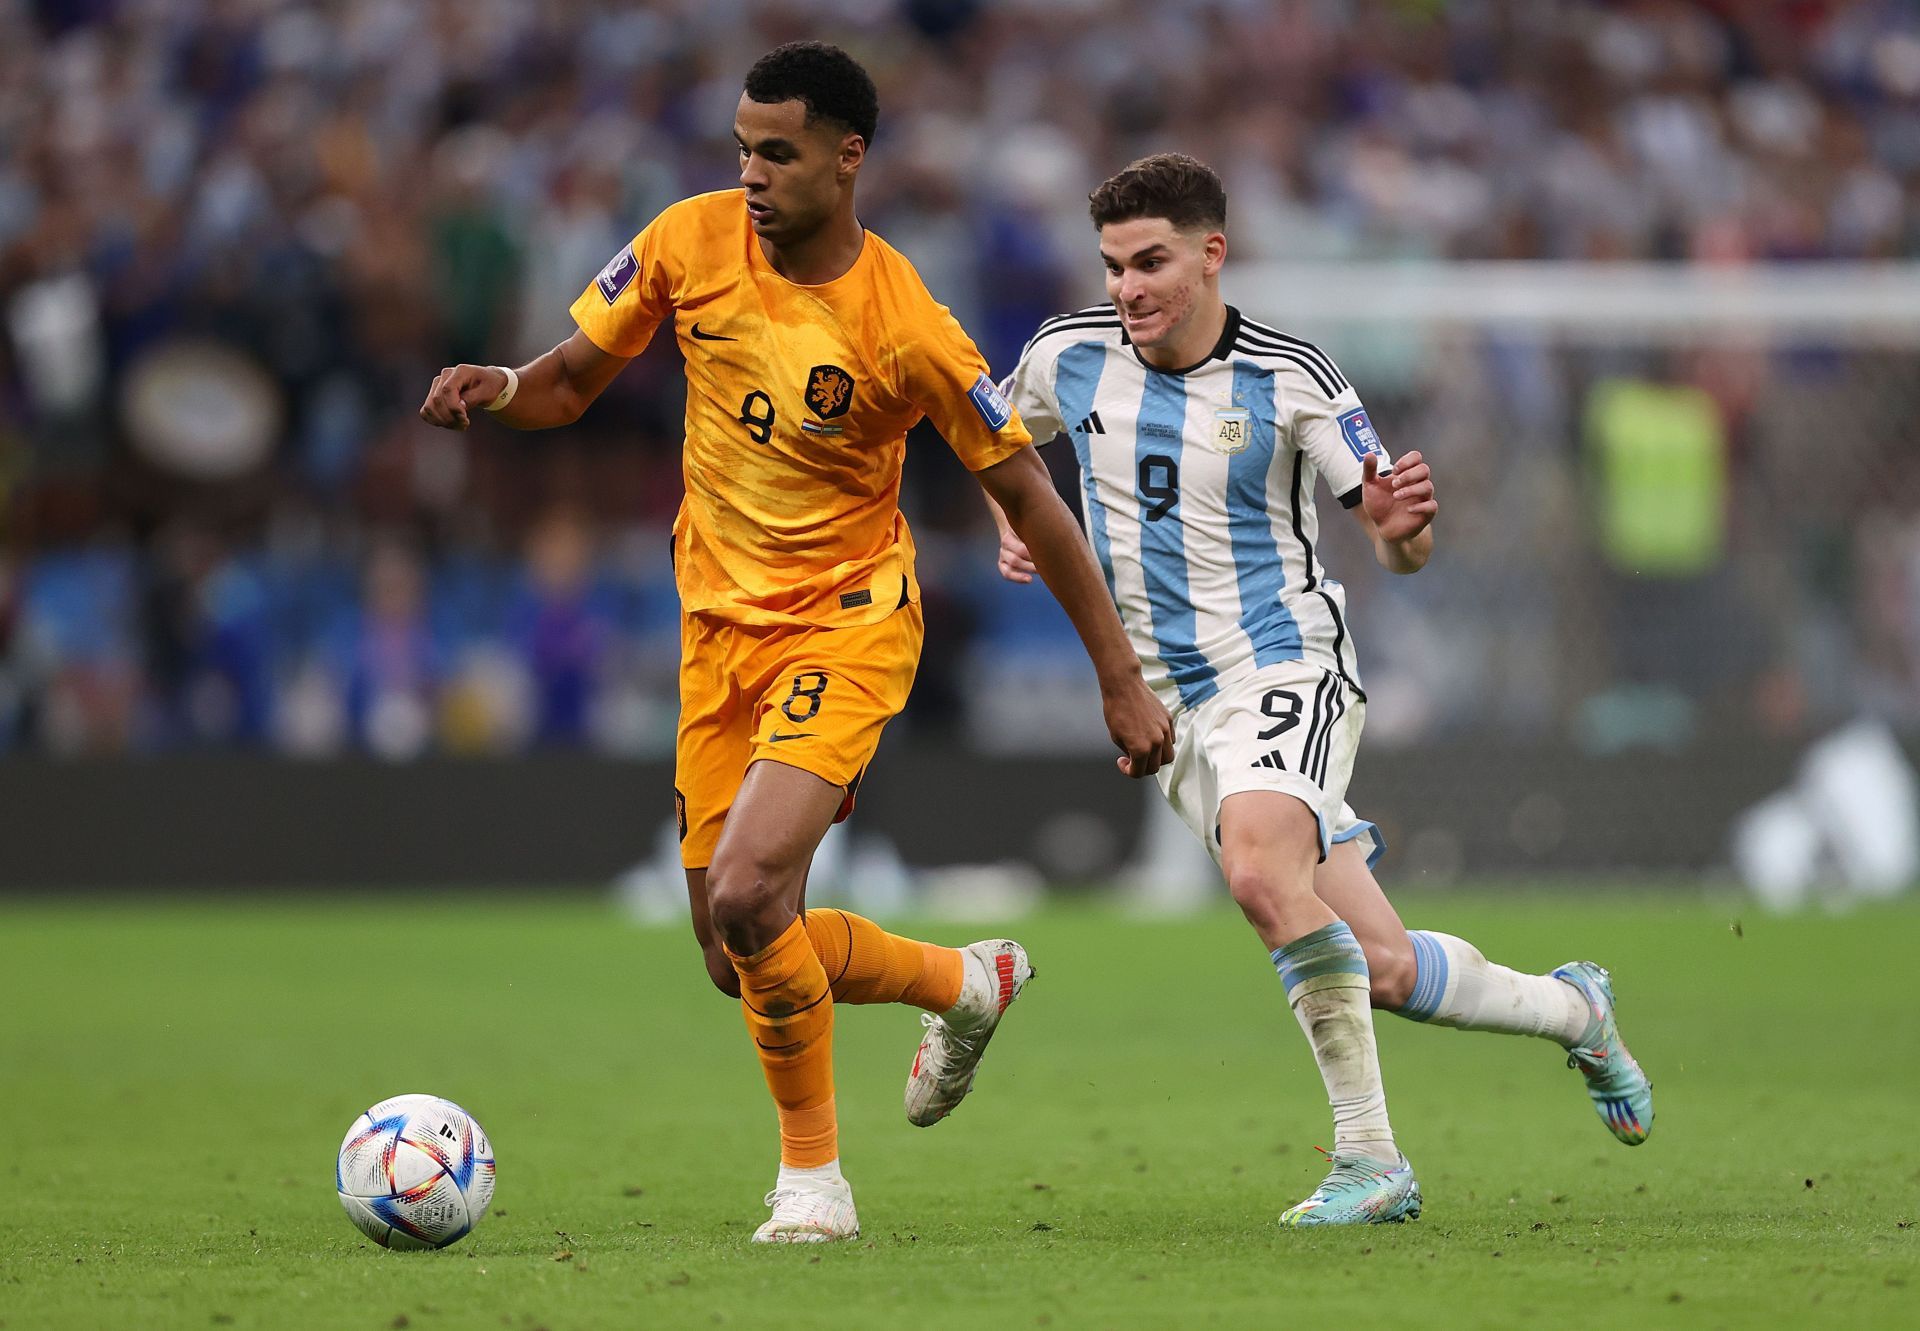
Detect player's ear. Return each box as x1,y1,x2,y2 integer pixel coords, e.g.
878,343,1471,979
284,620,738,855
1201,230,1227,277
838,132,866,179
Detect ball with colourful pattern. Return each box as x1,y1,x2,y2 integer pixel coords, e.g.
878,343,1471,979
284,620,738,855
336,1094,495,1250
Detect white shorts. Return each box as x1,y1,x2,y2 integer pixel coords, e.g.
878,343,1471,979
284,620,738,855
1156,661,1385,870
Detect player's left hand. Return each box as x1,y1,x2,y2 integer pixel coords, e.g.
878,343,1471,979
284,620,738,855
997,527,1037,583
1361,451,1437,543
1105,677,1175,779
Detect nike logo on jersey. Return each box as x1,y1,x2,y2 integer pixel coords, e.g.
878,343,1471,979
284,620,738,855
768,731,812,742
690,324,736,341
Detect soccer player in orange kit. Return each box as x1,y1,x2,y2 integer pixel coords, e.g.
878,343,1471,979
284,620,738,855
419,42,1172,1243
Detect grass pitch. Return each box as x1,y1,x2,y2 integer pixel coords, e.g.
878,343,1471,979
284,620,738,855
2,889,1915,1330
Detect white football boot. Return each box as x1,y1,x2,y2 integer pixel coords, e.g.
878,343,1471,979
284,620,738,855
904,939,1033,1127
751,1171,859,1244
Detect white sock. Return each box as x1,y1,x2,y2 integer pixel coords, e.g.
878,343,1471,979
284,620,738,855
1397,931,1594,1046
1273,922,1398,1163
777,1159,846,1190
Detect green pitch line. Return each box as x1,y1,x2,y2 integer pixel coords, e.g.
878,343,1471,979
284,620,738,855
1,890,1914,1330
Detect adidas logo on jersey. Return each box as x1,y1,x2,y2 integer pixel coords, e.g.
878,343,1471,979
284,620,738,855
1077,411,1106,435
1251,750,1288,771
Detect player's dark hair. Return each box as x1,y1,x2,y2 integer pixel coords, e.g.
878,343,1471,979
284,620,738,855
1089,153,1227,232
744,42,879,147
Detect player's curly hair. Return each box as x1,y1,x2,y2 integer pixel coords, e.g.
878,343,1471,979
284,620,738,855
744,42,879,147
1089,153,1227,232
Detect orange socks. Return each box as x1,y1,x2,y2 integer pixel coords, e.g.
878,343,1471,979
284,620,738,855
727,912,962,1168
803,908,964,1012
727,918,837,1168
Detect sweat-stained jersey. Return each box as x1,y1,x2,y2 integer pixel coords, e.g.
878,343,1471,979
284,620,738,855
571,190,1030,628
1000,304,1386,713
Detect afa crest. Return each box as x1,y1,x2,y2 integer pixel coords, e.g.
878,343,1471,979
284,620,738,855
1213,407,1252,455
805,364,855,419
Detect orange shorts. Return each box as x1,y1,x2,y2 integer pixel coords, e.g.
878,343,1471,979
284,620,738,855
675,601,923,868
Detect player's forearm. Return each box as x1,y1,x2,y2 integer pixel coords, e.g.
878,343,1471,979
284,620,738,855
424,331,632,434
487,346,593,429
457,330,632,431
1374,528,1433,574
982,491,1016,540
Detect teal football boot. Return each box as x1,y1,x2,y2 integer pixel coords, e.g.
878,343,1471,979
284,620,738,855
1279,1152,1422,1227
1552,961,1654,1145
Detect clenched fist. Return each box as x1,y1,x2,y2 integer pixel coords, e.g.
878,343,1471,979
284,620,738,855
419,365,509,431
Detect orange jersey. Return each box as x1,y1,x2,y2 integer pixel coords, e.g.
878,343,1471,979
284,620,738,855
571,190,1031,627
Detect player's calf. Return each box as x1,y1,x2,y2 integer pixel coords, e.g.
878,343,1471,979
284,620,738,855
685,869,743,998
1308,838,1416,1009
698,940,741,998
1358,932,1417,1010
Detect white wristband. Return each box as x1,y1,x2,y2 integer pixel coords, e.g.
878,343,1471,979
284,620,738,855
483,365,519,413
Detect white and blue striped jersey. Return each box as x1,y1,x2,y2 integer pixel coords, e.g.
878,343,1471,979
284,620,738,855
1001,304,1387,715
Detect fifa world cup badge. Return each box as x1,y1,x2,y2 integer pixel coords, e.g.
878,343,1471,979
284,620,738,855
1213,407,1252,454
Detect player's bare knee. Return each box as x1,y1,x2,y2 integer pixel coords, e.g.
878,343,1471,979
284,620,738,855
704,856,796,953
1366,936,1417,1009
1223,862,1293,934
704,868,770,942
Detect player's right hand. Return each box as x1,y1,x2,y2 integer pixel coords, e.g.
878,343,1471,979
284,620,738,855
1106,678,1175,779
997,528,1037,583
418,365,508,431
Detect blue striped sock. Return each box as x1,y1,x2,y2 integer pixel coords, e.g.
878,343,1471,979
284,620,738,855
1398,929,1451,1022
1390,929,1590,1043
1270,921,1370,1001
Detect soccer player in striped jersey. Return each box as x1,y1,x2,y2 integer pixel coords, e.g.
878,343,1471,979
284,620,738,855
989,154,1653,1227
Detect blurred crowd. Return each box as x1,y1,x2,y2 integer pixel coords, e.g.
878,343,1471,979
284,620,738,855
2,0,1919,757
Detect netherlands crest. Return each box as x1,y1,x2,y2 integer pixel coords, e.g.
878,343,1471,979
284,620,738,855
805,364,855,419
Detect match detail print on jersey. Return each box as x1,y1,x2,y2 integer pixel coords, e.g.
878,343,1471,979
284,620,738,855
968,373,1014,430
1337,406,1385,463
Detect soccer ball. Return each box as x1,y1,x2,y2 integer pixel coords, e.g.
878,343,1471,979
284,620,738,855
336,1094,496,1250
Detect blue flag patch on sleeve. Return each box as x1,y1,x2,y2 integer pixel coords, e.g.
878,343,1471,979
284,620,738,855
968,373,1014,431
595,245,637,304
1337,406,1385,462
